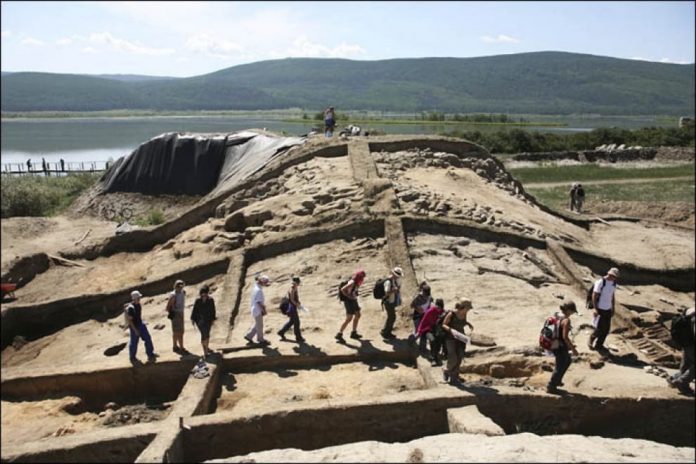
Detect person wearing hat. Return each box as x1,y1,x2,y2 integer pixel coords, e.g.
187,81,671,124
547,300,579,394
191,285,217,358
278,276,305,343
125,290,157,364
166,279,189,354
441,298,474,386
245,274,271,346
588,267,620,352
380,266,404,339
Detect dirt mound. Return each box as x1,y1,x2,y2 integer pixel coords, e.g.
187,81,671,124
587,200,695,227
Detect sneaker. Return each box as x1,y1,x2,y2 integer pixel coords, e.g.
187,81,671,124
147,356,157,363
546,385,559,394
173,346,181,353
443,370,450,382
380,331,395,339
350,331,362,340
448,378,462,387
335,333,345,343
259,340,271,346
277,331,286,340
297,337,306,343
244,336,254,345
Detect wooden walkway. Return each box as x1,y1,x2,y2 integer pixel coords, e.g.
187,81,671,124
1,161,108,176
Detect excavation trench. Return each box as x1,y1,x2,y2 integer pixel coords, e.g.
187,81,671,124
182,391,694,462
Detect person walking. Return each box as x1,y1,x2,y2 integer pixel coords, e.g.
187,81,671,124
667,307,695,395
588,267,619,352
191,285,217,358
380,267,403,339
26,159,32,172
245,275,271,345
568,183,579,212
410,282,432,335
60,158,65,172
42,157,48,176
547,300,579,394
575,183,585,213
336,269,366,342
416,298,446,366
278,276,305,343
166,279,189,354
125,290,158,364
441,298,474,386
324,106,336,137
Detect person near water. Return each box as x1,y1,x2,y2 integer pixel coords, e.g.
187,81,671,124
547,300,579,394
588,267,619,352
191,285,217,358
245,275,271,346
324,106,336,137
336,269,366,342
166,279,189,354
26,159,32,172
278,276,305,343
125,290,158,364
60,158,66,172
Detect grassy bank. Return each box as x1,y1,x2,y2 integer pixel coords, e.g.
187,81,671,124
0,173,100,218
527,179,695,211
281,118,567,127
508,163,695,184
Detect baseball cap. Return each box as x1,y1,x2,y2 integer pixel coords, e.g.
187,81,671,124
607,267,620,278
131,290,142,299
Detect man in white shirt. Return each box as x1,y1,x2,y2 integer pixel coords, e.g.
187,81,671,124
588,267,619,351
245,275,271,346
380,267,403,339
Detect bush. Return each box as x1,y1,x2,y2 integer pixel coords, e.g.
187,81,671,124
134,208,166,226
1,173,99,218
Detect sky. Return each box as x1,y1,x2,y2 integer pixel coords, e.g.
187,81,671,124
1,1,694,77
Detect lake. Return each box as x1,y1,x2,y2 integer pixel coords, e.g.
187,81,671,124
0,115,672,168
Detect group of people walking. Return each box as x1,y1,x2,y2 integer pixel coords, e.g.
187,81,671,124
123,264,694,397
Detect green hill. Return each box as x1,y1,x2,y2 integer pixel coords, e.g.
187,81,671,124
1,52,693,115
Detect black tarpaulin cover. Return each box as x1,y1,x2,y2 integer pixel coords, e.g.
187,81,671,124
100,131,304,196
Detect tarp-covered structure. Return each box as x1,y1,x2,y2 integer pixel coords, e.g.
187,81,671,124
100,131,305,196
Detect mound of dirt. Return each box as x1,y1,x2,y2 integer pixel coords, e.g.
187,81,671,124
587,200,695,227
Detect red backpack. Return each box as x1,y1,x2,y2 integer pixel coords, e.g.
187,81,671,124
539,314,563,350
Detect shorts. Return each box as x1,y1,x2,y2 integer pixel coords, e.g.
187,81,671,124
343,298,361,315
170,311,184,333
196,320,211,340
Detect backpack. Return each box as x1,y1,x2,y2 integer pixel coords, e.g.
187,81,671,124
576,187,585,198
585,278,605,309
539,314,564,351
373,278,387,300
338,280,349,302
123,303,132,325
279,296,290,315
670,312,694,348
433,310,451,340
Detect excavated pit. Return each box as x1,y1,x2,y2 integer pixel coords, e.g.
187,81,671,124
2,134,693,462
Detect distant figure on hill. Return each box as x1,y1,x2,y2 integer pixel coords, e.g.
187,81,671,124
125,290,158,364
26,159,32,172
191,284,216,358
166,279,189,354
277,276,305,343
547,300,579,394
60,158,65,172
569,183,578,212
336,269,366,343
324,106,336,137
42,157,48,175
245,275,271,346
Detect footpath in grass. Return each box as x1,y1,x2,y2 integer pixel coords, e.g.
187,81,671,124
527,178,695,212
508,162,695,184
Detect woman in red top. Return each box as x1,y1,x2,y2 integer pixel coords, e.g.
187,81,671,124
336,269,366,343
417,298,445,366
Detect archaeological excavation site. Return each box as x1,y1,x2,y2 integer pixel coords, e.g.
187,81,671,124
1,130,694,462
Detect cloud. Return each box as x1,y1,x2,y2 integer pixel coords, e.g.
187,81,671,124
632,56,691,64
21,37,45,46
659,57,690,64
283,36,366,58
1,30,11,38
88,32,174,56
56,37,73,46
481,34,520,44
81,47,98,54
185,33,243,60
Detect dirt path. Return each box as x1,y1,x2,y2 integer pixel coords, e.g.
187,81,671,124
524,175,693,189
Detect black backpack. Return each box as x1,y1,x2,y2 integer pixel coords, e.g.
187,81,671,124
433,310,451,340
585,278,606,309
373,278,387,300
671,312,694,348
279,296,290,315
338,280,349,302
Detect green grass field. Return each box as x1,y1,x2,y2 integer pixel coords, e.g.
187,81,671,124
508,163,694,184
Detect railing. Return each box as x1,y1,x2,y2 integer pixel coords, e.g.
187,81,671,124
1,161,110,175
